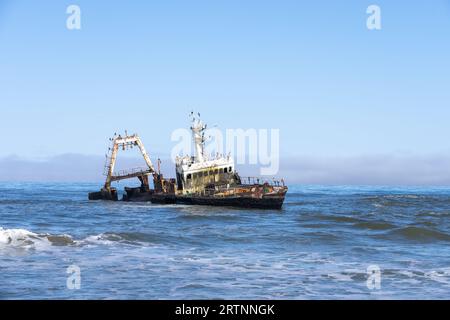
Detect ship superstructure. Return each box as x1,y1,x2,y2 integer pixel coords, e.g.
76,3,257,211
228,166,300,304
175,114,239,194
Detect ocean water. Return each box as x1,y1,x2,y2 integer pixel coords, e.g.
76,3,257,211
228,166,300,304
1,182,450,300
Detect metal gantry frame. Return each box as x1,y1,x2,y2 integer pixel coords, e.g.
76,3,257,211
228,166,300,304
103,133,155,190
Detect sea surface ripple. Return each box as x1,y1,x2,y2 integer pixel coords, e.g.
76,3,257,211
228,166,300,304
1,182,450,299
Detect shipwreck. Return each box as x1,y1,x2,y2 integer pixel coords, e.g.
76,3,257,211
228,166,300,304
88,114,288,209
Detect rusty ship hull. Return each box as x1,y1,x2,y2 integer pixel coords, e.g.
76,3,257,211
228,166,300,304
122,185,288,210
175,194,286,210
123,193,286,210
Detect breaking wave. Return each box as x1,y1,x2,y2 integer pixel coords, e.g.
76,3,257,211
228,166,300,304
82,232,161,246
0,227,159,250
0,227,74,249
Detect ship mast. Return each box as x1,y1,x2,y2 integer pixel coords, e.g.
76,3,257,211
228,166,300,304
190,112,207,163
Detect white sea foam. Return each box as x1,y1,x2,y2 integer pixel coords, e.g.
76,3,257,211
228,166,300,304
80,233,120,246
0,227,153,251
0,227,74,250
425,269,450,284
0,227,50,249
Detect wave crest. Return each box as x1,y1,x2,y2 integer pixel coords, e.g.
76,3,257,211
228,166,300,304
0,227,74,249
386,226,450,242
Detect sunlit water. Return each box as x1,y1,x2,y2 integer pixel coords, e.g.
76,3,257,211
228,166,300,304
1,182,450,299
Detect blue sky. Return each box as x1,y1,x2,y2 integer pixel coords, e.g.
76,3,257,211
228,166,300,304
1,1,450,184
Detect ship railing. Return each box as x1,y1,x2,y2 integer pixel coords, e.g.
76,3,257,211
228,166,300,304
239,176,285,187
